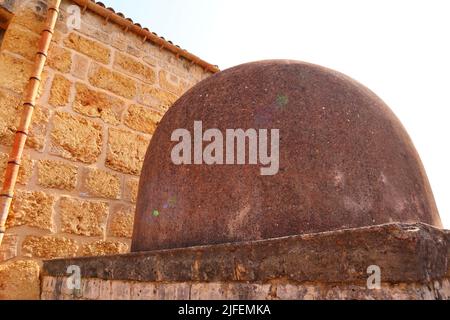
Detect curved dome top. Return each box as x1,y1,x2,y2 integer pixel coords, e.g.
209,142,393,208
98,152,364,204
131,60,442,252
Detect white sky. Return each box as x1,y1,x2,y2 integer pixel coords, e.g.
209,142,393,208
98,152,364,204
105,0,450,228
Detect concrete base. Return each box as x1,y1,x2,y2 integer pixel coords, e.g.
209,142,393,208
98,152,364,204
41,223,450,300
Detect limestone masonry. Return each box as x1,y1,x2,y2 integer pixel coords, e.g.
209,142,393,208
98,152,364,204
0,0,214,299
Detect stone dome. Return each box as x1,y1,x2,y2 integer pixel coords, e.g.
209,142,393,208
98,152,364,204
131,60,442,252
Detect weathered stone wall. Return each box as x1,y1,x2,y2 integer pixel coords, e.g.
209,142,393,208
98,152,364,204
40,223,450,300
0,0,213,299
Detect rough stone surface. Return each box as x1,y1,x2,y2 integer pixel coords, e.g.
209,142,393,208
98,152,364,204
124,178,139,203
159,70,185,95
84,168,121,199
0,260,40,300
0,52,33,93
64,32,111,64
73,83,125,125
89,64,137,99
47,45,72,73
49,74,72,107
37,160,78,191
106,128,149,175
1,24,40,61
11,6,45,34
50,112,103,164
109,205,135,238
0,89,21,146
114,52,156,84
138,85,179,111
7,190,55,232
43,223,448,284
59,197,108,237
0,89,49,151
41,223,450,300
81,240,129,257
133,60,443,251
22,236,79,259
124,104,161,134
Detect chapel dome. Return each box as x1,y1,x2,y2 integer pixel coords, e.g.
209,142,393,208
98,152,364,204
131,60,442,252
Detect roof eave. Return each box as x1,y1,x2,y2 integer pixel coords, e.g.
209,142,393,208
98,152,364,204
71,0,220,73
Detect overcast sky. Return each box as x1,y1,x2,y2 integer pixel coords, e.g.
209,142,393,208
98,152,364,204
105,0,450,228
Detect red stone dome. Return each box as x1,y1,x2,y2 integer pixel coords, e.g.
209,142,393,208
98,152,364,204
131,60,442,252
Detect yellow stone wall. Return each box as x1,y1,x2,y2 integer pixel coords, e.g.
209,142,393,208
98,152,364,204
0,0,213,299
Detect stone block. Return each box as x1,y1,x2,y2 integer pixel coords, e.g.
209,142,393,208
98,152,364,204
49,74,72,107
64,32,111,64
22,236,79,259
0,260,40,300
106,128,149,175
108,205,135,238
89,64,137,99
124,104,161,135
137,85,178,112
59,197,108,237
48,45,72,73
84,168,121,199
50,112,103,164
73,83,125,125
114,52,156,83
0,90,49,151
1,24,40,60
81,240,129,257
7,190,55,232
37,159,78,191
123,178,139,203
0,52,33,93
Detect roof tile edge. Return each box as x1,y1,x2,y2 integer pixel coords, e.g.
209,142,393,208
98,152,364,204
72,0,220,73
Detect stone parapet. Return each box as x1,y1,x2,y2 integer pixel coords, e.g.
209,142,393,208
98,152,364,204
41,223,450,300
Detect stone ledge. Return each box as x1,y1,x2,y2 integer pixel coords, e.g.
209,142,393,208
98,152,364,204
41,278,450,300
42,223,449,285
